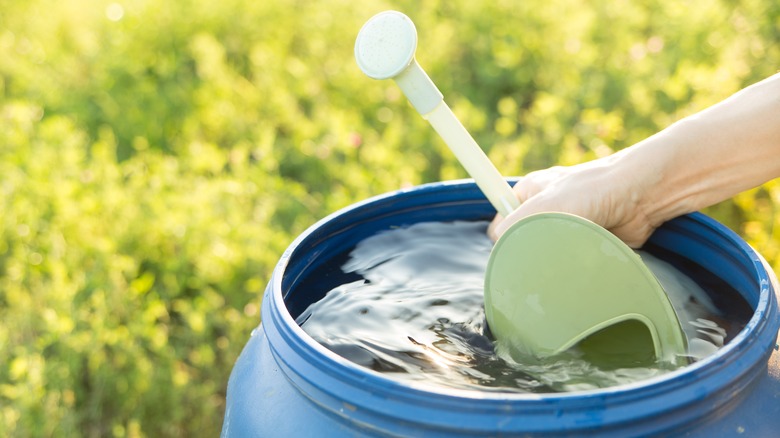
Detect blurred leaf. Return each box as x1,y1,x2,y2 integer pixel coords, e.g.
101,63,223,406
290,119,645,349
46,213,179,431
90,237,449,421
1,0,779,436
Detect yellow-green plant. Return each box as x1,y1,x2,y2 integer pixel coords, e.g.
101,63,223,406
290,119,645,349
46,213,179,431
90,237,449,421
1,0,779,436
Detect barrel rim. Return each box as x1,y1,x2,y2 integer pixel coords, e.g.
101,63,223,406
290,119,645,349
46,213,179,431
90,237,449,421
263,179,779,434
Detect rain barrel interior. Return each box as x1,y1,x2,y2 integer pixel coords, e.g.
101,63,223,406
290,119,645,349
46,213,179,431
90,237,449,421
232,180,778,437
281,183,754,339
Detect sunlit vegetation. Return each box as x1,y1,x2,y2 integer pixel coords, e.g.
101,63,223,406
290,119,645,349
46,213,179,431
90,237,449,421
1,0,779,436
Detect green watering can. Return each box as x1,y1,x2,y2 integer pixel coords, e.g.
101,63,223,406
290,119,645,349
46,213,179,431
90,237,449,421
355,10,687,366
486,212,686,366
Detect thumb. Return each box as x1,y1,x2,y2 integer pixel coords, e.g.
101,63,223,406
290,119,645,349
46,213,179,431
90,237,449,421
490,197,553,240
487,213,504,241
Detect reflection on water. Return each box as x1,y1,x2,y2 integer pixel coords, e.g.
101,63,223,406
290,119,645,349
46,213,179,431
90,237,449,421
297,221,743,393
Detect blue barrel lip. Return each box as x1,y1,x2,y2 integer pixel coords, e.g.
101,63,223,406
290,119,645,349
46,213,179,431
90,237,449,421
262,179,780,435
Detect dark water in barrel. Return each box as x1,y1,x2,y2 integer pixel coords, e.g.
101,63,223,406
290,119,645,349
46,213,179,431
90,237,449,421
297,221,749,393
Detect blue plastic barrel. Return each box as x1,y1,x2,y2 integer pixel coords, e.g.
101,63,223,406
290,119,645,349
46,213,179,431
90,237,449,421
221,180,780,437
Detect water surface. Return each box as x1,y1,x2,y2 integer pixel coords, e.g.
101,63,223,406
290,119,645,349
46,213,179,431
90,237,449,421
298,221,746,393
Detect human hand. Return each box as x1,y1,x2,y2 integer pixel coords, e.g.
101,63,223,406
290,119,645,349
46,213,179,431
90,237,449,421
488,157,659,248
489,73,780,247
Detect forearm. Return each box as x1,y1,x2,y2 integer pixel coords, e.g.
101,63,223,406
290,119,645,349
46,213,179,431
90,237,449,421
492,73,780,247
616,73,780,226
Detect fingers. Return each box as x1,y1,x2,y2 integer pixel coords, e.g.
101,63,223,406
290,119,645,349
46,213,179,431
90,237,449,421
492,202,655,248
509,168,563,201
608,218,656,249
488,172,557,240
487,215,502,242
487,177,526,241
491,196,555,238
487,161,657,248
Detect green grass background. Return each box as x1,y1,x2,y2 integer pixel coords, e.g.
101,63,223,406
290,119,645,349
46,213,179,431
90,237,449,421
1,0,779,436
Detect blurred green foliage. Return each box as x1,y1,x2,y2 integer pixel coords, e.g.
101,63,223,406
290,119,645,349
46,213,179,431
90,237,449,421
0,0,779,436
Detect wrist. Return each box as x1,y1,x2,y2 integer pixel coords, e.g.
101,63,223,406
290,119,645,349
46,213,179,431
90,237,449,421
607,133,679,230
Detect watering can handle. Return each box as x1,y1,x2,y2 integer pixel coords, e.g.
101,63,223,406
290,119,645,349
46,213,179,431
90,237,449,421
355,11,520,217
